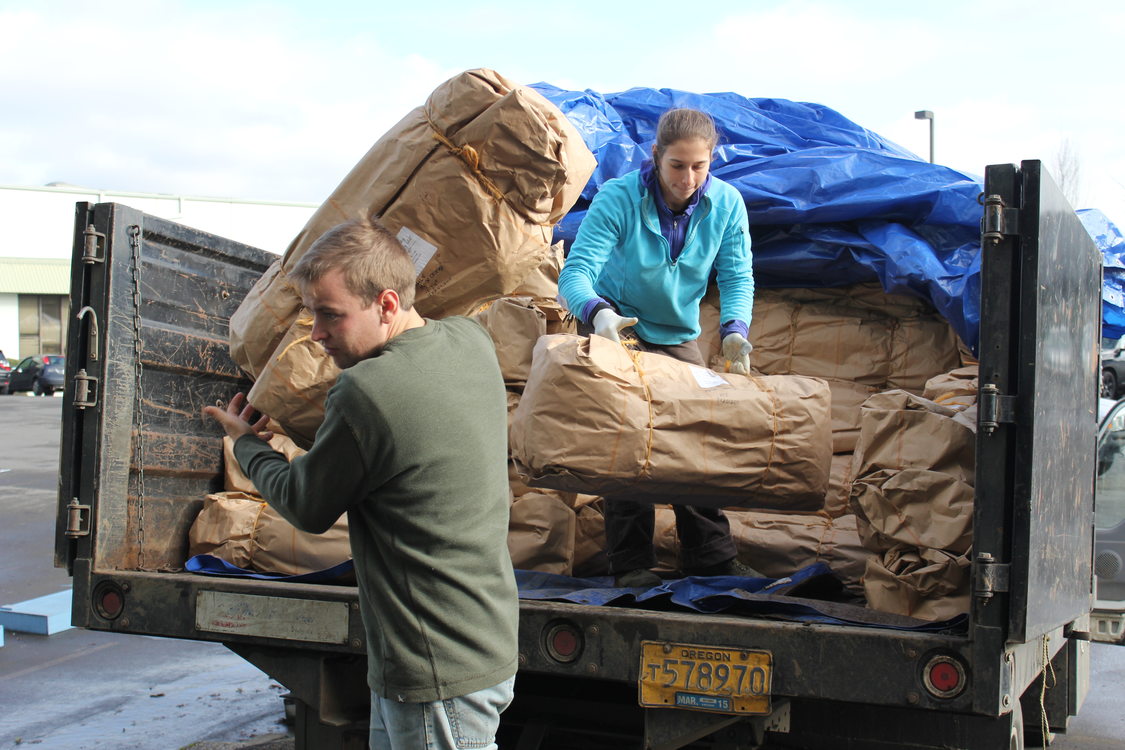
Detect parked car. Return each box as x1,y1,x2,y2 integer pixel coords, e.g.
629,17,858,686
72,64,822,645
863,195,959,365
7,354,66,396
1095,398,1125,643
0,350,10,394
1102,336,1125,397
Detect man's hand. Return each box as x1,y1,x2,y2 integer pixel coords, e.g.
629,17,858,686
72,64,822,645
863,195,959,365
593,308,639,343
202,392,274,442
721,332,753,375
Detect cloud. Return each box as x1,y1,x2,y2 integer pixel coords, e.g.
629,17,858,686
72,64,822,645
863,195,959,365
2,0,1124,228
691,0,1125,224
0,2,457,201
709,2,938,92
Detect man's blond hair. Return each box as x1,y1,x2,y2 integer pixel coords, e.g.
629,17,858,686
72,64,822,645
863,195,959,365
290,216,417,310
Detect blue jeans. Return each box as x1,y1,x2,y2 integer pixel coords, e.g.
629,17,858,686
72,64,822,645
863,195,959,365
368,677,515,750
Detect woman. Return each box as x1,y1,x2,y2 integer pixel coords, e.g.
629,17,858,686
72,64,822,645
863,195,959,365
558,107,759,588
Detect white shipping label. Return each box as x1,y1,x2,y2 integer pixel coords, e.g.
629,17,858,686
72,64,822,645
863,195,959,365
690,366,730,389
396,226,438,273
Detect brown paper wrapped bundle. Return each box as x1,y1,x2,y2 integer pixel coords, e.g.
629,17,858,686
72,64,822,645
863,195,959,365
475,298,548,386
223,432,306,494
762,301,896,386
230,68,594,378
505,388,523,436
825,377,880,454
923,365,979,408
229,261,303,381
700,285,962,395
886,316,965,393
696,285,724,365
849,390,975,552
188,491,350,576
727,511,869,597
863,546,971,621
850,390,975,489
507,491,576,575
511,334,832,508
653,507,870,597
508,460,598,510
851,468,974,554
474,297,573,387
824,453,855,518
246,314,340,450
509,241,565,300
849,389,976,618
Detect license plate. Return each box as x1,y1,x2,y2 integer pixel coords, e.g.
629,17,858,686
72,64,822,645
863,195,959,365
639,641,772,715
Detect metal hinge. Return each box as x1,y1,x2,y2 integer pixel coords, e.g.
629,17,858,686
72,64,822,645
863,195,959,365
980,194,1020,246
65,497,91,538
82,224,106,264
72,369,99,409
979,383,1017,435
974,553,1010,599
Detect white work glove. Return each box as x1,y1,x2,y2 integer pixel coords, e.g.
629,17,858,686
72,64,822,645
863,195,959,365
721,332,753,375
593,308,639,343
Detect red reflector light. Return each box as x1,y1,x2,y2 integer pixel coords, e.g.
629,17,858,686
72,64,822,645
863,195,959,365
929,661,960,692
552,628,578,657
543,621,584,663
93,582,125,620
923,654,967,699
101,590,123,617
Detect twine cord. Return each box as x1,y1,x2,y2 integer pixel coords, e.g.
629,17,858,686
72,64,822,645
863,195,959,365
1038,633,1056,743
746,373,781,492
426,119,507,203
275,334,312,363
623,343,656,485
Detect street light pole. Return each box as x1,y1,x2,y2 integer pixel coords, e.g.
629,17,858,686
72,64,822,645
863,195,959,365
914,110,934,163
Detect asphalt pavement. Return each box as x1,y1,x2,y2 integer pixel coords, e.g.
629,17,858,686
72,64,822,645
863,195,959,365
0,395,294,750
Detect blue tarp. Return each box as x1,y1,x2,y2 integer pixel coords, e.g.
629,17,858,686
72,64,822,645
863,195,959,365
533,83,1125,352
515,565,966,633
183,555,964,633
185,554,355,584
1081,209,1125,341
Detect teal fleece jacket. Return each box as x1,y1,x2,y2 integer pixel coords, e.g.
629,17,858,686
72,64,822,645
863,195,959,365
558,169,754,345
234,317,518,703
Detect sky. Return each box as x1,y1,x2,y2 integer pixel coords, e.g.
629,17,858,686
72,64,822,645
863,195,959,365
2,0,1124,230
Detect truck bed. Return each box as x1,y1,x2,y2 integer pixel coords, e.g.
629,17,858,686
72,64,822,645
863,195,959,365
57,164,1104,748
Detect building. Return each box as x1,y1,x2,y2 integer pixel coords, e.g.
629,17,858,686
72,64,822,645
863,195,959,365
0,184,316,364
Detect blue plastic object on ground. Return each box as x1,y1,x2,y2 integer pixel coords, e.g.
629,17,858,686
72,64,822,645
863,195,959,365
0,589,73,635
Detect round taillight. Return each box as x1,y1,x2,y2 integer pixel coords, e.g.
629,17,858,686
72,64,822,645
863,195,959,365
923,654,967,699
93,581,125,620
543,621,583,663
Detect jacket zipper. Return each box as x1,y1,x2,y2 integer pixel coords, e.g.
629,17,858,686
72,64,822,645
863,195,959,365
642,186,711,267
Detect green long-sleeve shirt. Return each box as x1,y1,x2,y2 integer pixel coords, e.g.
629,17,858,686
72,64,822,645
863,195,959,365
234,316,518,702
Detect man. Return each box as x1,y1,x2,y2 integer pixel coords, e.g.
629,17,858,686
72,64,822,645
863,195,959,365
203,217,518,750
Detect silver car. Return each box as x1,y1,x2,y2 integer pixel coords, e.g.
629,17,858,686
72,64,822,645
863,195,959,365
1094,398,1125,642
